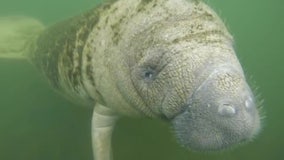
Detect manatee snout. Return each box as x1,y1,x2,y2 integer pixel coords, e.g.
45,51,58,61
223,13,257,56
172,66,261,151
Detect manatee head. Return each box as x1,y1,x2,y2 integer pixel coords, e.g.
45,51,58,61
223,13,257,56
171,66,261,151
116,1,261,151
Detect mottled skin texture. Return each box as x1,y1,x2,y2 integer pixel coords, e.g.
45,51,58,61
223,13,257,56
28,0,261,159
31,8,101,106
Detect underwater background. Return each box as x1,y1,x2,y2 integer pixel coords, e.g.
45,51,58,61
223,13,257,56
0,0,283,160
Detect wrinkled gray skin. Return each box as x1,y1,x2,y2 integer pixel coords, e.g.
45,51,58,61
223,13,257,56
28,0,261,159
88,0,260,151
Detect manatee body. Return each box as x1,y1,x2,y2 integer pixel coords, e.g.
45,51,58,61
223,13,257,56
23,0,260,158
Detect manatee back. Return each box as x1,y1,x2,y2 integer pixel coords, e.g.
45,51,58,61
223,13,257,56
31,8,102,106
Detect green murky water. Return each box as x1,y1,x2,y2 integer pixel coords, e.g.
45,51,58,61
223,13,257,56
0,0,283,160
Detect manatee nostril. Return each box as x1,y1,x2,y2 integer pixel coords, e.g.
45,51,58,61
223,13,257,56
218,103,236,117
245,97,254,109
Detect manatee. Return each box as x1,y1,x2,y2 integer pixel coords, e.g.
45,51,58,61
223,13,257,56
0,0,262,159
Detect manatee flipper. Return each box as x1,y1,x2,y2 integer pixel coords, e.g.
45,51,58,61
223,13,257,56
92,104,118,160
0,16,44,59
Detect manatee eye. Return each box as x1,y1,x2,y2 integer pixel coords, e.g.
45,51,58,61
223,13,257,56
144,71,154,79
142,67,157,81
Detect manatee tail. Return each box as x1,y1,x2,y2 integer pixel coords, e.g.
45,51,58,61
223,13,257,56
0,16,44,59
